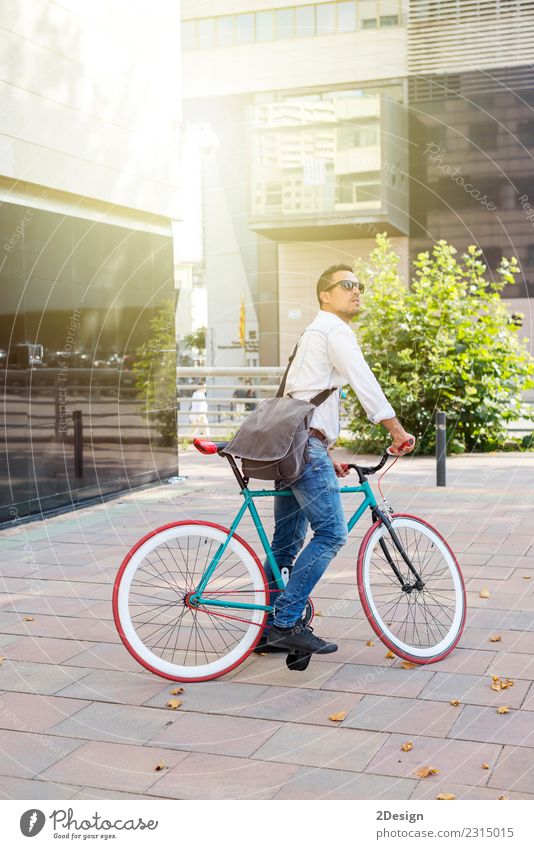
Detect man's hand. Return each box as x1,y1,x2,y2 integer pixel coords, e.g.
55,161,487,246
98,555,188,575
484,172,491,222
380,417,416,456
328,451,350,477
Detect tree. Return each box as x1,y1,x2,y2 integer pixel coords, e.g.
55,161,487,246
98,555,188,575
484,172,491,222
132,298,177,446
346,234,534,453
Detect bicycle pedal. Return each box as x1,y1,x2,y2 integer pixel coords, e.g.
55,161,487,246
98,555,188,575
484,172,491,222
286,651,311,671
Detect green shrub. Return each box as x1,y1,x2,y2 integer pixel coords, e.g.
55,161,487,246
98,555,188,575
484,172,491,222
346,235,534,453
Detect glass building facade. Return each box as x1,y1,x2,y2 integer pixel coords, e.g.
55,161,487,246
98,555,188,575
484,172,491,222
1,203,177,523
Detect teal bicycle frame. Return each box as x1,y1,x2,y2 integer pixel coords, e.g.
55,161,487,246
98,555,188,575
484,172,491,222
190,479,378,613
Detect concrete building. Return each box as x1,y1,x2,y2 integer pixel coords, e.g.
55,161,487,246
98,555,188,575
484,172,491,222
0,0,186,521
181,0,534,364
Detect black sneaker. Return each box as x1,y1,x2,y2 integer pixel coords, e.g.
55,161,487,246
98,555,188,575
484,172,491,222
266,623,338,655
253,633,287,654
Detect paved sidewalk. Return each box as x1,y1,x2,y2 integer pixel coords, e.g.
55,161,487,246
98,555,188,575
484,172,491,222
1,448,534,800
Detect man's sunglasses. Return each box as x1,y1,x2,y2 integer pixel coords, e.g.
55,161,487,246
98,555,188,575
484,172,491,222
325,279,365,294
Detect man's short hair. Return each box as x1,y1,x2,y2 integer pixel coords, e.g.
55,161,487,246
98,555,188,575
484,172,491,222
316,263,354,305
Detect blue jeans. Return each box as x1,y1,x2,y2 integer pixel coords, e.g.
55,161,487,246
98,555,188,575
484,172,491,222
263,436,348,628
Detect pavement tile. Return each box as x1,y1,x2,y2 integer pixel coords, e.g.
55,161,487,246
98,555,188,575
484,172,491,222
237,685,362,725
143,680,269,713
251,722,387,771
0,594,100,617
0,775,80,799
427,647,495,675
448,704,534,747
364,733,501,785
0,660,91,695
0,692,87,733
71,787,163,800
418,671,530,708
66,642,145,673
49,701,178,745
486,652,534,680
273,765,415,799
409,781,534,800
341,694,459,737
40,740,190,794
0,728,84,779
147,711,281,757
1,614,120,643
151,751,301,799
488,745,534,793
320,662,435,698
54,668,167,705
3,636,89,664
227,654,343,689
516,682,534,711
459,628,534,654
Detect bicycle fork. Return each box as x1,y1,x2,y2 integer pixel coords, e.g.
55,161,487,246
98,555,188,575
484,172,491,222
373,508,425,593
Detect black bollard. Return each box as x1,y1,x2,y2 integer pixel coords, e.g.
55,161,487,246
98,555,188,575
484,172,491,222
436,410,446,487
73,410,83,479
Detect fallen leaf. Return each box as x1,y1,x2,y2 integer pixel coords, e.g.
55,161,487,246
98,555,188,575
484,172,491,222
490,676,514,692
479,588,490,599
497,795,508,800
169,687,184,695
482,763,490,770
496,706,510,714
522,575,532,580
166,699,182,710
401,660,417,669
314,610,322,617
450,699,461,706
385,650,396,659
415,766,440,779
154,761,167,771
23,616,34,622
401,741,413,752
366,640,375,647
436,793,456,800
489,634,502,642
329,711,347,722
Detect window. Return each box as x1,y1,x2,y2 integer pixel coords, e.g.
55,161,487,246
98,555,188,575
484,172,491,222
236,13,254,43
276,8,294,39
256,10,274,41
217,16,235,46
337,1,356,32
316,2,336,35
361,18,378,29
182,20,196,50
380,15,399,27
527,245,534,266
296,4,315,36
197,17,215,49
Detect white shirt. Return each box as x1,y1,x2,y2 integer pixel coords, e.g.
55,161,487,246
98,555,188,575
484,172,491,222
190,390,207,414
284,310,395,445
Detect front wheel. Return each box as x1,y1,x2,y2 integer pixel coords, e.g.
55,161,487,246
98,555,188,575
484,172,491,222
113,521,269,682
357,514,466,664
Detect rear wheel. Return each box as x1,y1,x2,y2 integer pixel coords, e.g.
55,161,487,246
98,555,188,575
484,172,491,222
113,522,268,681
357,514,466,664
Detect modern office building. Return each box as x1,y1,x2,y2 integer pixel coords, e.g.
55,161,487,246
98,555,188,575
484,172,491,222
0,1,186,522
181,0,534,364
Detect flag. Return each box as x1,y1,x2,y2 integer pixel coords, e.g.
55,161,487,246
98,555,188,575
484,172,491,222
239,295,246,347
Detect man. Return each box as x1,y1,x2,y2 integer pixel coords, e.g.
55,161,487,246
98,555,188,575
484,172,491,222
260,263,415,657
189,383,210,436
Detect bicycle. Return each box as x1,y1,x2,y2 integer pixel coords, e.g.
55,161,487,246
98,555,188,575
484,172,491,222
113,438,466,682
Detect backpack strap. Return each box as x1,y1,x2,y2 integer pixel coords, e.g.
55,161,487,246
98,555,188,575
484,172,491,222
276,336,337,408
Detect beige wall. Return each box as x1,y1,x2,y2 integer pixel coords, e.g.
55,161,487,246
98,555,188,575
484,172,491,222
183,29,407,98
0,0,182,221
277,236,409,361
